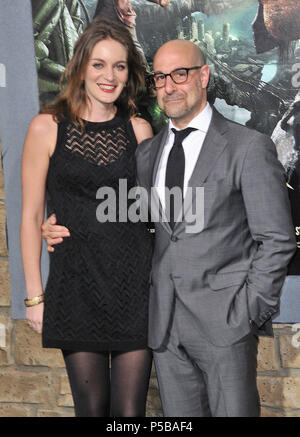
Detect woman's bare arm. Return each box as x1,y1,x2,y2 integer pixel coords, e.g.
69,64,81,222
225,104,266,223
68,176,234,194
20,114,57,332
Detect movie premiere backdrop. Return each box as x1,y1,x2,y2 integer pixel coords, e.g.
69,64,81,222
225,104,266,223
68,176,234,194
1,0,300,320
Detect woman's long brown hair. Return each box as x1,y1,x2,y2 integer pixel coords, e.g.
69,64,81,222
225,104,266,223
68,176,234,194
43,19,147,127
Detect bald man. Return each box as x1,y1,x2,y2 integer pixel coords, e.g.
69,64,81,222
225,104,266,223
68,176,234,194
42,40,296,416
135,40,295,416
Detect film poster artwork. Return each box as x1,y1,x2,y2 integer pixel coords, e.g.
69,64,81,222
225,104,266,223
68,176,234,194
32,0,300,273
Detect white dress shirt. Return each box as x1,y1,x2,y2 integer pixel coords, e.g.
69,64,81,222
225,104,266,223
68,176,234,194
155,103,213,210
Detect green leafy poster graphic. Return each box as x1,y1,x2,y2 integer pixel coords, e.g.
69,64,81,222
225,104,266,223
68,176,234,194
32,0,88,99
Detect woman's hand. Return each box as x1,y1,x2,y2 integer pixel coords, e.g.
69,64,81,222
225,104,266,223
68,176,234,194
26,303,44,334
41,214,70,252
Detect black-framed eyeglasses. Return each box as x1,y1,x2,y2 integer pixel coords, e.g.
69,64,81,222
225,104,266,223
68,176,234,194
152,66,203,88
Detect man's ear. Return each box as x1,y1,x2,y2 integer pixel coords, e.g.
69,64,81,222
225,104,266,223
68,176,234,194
200,65,210,89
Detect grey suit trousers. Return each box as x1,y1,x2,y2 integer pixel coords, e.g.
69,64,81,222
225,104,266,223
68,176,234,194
153,298,260,417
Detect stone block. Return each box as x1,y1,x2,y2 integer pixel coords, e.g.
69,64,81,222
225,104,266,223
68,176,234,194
261,406,300,417
149,375,159,390
260,406,283,417
0,158,5,200
0,349,9,366
273,324,293,330
258,375,300,409
0,201,8,257
279,334,300,368
146,408,163,417
146,386,162,411
57,374,73,407
59,373,71,393
0,312,13,365
0,183,4,201
0,404,32,417
257,336,279,371
0,258,10,306
37,408,74,417
14,320,65,367
57,393,74,408
0,369,52,403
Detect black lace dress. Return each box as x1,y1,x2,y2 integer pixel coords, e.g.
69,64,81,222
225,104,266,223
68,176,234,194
42,108,153,351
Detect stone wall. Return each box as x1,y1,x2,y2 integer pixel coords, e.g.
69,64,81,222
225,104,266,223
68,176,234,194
1,141,300,417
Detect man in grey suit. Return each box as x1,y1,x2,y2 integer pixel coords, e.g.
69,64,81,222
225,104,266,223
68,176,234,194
43,40,296,416
134,39,296,416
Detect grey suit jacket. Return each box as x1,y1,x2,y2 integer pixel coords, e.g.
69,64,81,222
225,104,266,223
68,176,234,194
136,108,296,350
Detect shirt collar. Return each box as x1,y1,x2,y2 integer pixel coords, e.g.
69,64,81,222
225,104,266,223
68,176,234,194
168,102,213,134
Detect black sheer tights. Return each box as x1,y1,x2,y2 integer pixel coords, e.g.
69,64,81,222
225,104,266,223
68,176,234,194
62,349,152,417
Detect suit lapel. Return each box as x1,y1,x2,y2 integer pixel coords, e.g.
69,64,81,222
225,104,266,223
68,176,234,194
188,108,228,187
174,108,229,235
150,125,169,186
150,125,172,234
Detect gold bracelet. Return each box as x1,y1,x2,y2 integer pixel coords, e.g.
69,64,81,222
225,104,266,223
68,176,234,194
24,294,44,307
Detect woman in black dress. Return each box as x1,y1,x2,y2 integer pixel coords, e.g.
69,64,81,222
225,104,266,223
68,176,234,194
21,19,153,417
